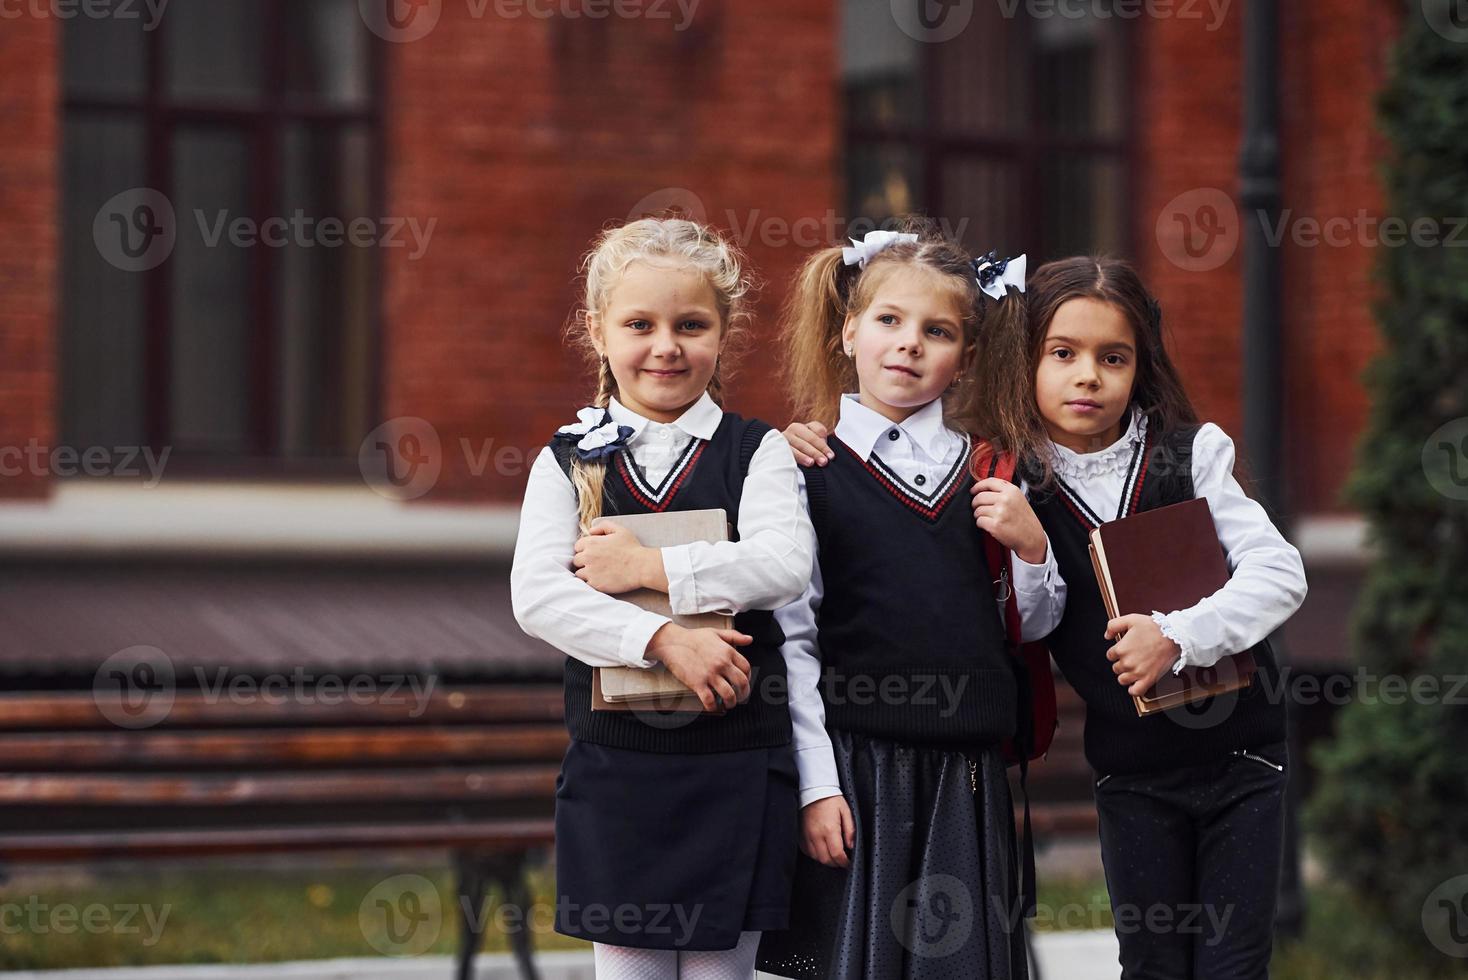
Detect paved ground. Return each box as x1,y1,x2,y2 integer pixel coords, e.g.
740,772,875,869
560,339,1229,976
4,930,1122,979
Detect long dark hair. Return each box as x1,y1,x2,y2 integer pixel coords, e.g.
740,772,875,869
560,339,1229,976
984,255,1199,488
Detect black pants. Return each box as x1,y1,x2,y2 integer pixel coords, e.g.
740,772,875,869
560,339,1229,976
1092,741,1287,980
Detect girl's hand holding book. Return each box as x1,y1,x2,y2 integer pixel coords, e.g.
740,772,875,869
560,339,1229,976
573,522,669,594
1105,614,1183,697
645,624,754,712
800,794,855,868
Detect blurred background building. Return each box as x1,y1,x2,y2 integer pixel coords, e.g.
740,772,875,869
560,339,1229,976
0,0,1398,861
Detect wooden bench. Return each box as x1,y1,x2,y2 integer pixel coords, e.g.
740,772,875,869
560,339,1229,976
0,680,568,980
0,667,1100,980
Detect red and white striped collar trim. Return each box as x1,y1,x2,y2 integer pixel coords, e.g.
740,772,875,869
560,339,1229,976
615,436,706,512
1054,425,1153,530
833,431,972,522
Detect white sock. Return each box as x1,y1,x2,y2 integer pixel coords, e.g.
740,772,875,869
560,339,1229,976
679,930,762,980
594,941,678,980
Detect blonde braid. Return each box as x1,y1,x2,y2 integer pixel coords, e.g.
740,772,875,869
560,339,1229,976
569,357,616,534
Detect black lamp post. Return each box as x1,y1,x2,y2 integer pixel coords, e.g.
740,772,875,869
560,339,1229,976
1238,0,1303,941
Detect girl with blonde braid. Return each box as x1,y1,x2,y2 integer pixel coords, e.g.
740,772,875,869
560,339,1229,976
511,217,816,980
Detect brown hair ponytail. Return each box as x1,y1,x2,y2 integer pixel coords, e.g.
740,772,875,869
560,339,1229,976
780,215,986,431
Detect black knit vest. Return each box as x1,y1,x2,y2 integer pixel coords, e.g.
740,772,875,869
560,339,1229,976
1031,423,1286,776
549,412,792,754
803,434,1017,748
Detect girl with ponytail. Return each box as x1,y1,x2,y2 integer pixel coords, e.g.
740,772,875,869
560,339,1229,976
511,217,817,979
757,216,1064,980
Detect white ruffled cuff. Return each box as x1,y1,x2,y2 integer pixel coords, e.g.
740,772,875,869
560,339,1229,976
1151,611,1193,676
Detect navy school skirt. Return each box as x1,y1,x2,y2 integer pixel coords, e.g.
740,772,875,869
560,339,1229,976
553,736,798,951
757,730,1029,980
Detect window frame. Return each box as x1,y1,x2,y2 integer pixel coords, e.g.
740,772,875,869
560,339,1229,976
61,0,386,476
843,13,1139,262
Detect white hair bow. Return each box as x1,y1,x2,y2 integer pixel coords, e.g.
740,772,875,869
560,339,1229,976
973,251,1027,301
554,406,634,461
841,230,920,269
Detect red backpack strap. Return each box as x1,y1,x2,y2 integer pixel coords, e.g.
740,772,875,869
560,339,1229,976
970,443,1043,919
971,445,1025,642
971,449,1057,763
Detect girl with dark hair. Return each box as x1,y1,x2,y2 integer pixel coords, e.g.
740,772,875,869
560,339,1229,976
989,255,1308,980
784,253,1309,979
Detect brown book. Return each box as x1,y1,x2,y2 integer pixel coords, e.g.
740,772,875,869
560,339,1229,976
1088,498,1256,716
587,508,732,714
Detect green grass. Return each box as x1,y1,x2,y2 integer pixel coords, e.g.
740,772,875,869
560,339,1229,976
2,861,1115,969
1028,875,1115,934
2,859,1461,976
1270,881,1464,980
0,859,588,971
1031,872,1465,980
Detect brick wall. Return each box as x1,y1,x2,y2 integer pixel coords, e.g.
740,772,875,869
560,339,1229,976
1,2,1400,512
1134,10,1246,441
1137,5,1400,514
383,0,838,501
1277,1,1398,513
0,15,57,500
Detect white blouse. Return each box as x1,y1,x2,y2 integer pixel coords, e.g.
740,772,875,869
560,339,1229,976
1047,407,1308,677
780,394,1069,807
510,392,816,671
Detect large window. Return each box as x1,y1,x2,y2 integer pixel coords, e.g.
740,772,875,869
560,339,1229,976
843,0,1132,262
62,0,381,470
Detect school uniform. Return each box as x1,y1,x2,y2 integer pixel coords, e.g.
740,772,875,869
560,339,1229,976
757,394,1066,980
1029,407,1308,980
509,392,816,952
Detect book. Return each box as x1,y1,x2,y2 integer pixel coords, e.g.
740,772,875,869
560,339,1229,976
587,508,732,714
1087,497,1256,716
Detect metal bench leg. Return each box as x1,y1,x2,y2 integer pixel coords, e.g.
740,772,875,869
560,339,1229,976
486,851,541,980
455,850,492,980
455,849,542,980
